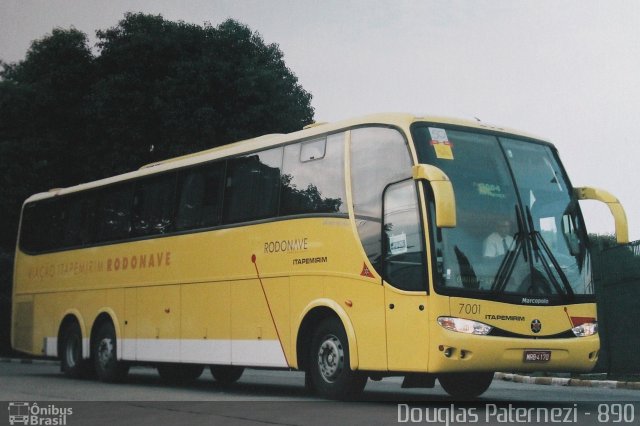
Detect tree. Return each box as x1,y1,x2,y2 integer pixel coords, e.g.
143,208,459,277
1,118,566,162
89,13,313,174
0,27,95,250
0,13,315,251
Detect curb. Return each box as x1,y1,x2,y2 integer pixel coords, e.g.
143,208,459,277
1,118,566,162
495,372,640,390
1,358,58,365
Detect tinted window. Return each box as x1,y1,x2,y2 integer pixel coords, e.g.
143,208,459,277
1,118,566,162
176,162,226,230
95,184,133,242
350,127,413,271
47,199,66,250
21,195,91,252
19,202,40,252
383,180,426,291
223,147,283,223
20,198,64,252
20,135,349,254
131,173,177,236
61,194,97,247
280,133,347,216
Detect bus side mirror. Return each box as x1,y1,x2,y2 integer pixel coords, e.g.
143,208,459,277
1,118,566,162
574,186,629,244
412,164,456,228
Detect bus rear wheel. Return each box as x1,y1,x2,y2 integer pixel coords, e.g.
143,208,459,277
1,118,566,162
438,372,494,399
93,321,129,382
210,365,244,385
60,322,85,379
157,364,204,384
307,317,367,400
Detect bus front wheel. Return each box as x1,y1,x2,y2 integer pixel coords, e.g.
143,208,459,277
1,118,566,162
438,372,494,399
93,321,129,382
307,317,367,399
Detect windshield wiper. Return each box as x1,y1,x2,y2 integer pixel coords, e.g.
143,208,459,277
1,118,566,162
525,206,575,299
491,233,522,293
491,206,524,293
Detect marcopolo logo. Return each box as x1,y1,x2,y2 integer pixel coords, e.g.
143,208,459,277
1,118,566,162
8,402,73,425
531,319,542,334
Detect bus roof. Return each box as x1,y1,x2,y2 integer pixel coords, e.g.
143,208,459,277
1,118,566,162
24,113,547,203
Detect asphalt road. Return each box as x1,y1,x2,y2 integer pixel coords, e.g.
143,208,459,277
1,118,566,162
1,361,639,425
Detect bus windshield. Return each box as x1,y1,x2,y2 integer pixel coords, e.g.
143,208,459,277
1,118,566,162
412,124,592,303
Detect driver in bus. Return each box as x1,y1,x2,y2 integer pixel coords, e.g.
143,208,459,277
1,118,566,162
483,219,514,257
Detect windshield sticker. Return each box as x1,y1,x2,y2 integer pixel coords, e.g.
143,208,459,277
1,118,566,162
389,233,408,255
474,182,506,199
428,127,454,160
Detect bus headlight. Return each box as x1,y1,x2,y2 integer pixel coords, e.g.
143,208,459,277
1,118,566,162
437,317,493,335
571,322,598,337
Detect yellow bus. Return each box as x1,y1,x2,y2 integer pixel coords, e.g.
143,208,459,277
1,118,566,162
12,113,628,399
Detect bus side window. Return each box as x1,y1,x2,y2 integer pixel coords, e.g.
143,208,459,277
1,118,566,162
19,203,40,252
223,147,283,224
62,194,97,248
95,184,133,242
350,127,413,274
280,133,347,216
48,199,66,250
176,162,226,230
20,199,64,252
131,173,177,237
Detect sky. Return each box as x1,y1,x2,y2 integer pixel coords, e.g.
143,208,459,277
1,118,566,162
1,0,639,240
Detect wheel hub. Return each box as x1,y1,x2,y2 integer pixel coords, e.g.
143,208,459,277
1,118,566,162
317,335,344,383
97,338,114,368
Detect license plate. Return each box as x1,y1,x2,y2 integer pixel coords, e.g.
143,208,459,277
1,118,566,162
523,350,552,363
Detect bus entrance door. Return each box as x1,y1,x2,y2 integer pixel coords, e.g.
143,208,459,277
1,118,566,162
382,179,430,372
384,284,430,372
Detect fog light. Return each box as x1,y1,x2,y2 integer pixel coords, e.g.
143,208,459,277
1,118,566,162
444,347,453,358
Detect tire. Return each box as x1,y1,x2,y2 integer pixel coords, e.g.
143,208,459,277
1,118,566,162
438,372,494,399
60,322,85,379
157,363,204,385
210,365,244,385
93,321,129,382
307,317,367,400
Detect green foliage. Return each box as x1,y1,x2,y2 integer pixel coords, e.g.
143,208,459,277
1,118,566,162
589,233,629,283
0,27,95,247
588,233,618,252
0,13,315,251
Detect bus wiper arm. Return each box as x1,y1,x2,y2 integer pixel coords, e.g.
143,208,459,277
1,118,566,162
533,230,575,298
525,207,574,298
491,232,522,293
492,206,525,293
